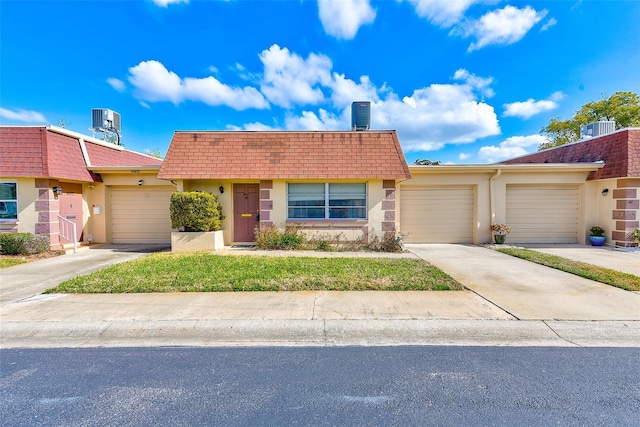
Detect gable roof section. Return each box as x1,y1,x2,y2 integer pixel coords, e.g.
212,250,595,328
158,131,411,180
501,128,640,180
0,126,162,181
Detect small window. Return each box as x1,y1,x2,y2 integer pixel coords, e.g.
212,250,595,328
0,182,17,221
288,183,366,220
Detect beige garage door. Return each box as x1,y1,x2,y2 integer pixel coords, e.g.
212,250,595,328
110,187,174,244
400,186,474,243
506,185,579,243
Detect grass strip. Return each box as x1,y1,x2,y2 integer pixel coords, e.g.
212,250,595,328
496,247,640,291
46,252,463,293
0,258,28,269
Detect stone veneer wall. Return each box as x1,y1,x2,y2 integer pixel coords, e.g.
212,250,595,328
259,180,273,228
612,178,640,247
34,178,61,249
381,180,396,233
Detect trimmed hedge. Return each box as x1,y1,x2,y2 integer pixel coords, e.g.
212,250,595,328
0,232,50,255
170,191,223,232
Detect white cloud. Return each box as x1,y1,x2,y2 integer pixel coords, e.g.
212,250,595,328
478,134,546,162
503,92,564,119
540,17,557,31
453,68,494,97
459,152,471,160
0,107,47,123
285,109,344,130
259,44,333,108
452,5,548,51
152,0,188,7
127,60,269,110
227,122,275,131
317,0,376,40
376,83,500,151
405,0,480,27
107,78,126,93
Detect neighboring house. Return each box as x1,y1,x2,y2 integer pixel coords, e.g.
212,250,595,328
502,128,640,247
0,125,175,248
157,131,411,245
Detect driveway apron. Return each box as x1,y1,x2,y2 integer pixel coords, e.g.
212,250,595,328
406,244,640,321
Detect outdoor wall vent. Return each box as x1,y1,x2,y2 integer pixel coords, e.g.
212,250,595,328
351,101,371,131
91,108,121,133
580,121,615,139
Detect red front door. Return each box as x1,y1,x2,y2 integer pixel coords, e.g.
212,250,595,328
233,184,259,242
59,193,83,242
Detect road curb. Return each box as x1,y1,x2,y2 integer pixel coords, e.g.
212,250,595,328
2,319,639,348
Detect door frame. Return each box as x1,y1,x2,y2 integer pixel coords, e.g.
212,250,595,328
233,183,260,243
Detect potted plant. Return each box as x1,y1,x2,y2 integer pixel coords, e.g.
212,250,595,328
490,223,512,244
588,226,606,246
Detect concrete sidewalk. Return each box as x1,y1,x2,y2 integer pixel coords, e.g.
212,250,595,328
1,243,639,348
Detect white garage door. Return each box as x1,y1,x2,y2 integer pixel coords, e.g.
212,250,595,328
400,186,474,243
110,187,174,244
506,185,580,243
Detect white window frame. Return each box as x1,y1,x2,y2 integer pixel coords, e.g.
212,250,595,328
287,183,367,220
0,182,18,222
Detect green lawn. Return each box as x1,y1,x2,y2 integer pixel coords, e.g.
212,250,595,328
496,247,640,291
0,257,28,269
46,252,463,293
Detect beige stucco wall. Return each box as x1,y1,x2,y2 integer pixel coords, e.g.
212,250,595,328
0,178,38,233
177,178,393,245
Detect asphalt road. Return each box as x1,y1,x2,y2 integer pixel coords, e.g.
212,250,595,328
2,346,639,426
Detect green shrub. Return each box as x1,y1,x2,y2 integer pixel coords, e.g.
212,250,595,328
255,225,304,250
363,229,405,253
631,229,640,243
0,232,50,255
170,191,223,232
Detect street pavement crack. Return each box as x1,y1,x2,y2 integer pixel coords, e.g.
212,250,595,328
542,321,582,347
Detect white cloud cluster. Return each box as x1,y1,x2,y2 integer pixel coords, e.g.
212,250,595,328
478,134,546,163
405,1,549,51
116,44,500,153
259,45,333,108
0,107,47,123
152,0,188,7
454,5,548,51
317,0,376,40
503,91,564,119
127,60,269,110
406,0,479,27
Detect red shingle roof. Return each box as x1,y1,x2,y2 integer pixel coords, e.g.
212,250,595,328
157,131,411,180
0,126,161,181
501,129,639,180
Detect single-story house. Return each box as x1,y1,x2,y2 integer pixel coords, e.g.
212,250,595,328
157,131,411,245
3,123,638,249
0,125,175,248
159,127,638,248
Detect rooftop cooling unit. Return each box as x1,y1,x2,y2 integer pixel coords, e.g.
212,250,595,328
351,101,371,131
580,121,615,138
91,108,121,133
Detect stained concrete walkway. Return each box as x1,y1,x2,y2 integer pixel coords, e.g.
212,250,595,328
1,243,639,348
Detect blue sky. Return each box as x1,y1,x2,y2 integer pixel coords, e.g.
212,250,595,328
1,0,639,164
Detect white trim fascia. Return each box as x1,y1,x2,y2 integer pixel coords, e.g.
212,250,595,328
87,165,161,172
408,163,605,174
45,125,125,151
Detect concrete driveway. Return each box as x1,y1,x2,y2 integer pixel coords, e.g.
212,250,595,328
0,244,169,306
406,244,640,321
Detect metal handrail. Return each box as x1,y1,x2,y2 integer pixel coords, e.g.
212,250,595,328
57,215,77,253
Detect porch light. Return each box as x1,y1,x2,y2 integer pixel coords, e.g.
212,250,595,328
52,186,63,198
601,188,609,196
219,186,224,194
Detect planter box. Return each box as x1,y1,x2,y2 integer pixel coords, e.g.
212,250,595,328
171,230,224,252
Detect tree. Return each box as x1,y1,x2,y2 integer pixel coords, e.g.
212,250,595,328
144,148,163,159
539,91,640,150
413,159,441,165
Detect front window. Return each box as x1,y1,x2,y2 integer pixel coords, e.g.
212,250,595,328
288,183,366,220
0,182,18,221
